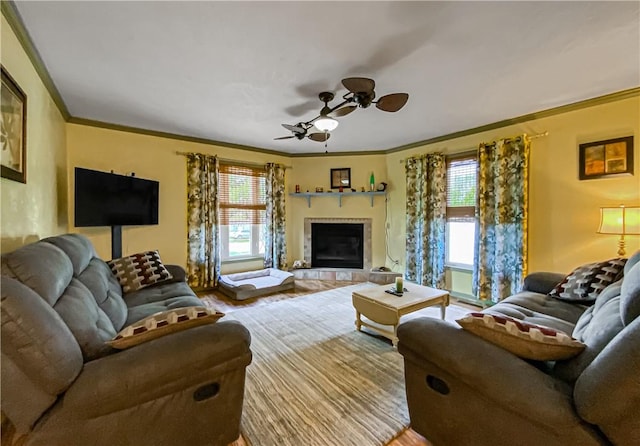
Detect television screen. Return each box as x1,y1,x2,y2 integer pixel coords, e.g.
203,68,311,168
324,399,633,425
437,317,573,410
74,167,159,227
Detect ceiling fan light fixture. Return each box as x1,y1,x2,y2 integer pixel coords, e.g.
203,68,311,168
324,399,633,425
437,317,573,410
314,116,339,132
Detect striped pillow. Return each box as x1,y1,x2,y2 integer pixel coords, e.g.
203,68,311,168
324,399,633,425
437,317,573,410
107,250,173,293
108,306,225,349
456,312,585,360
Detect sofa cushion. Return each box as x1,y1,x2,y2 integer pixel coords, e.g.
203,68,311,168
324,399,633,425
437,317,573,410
42,234,96,276
457,312,585,360
548,258,626,304
486,291,586,333
108,307,224,349
123,281,201,308
553,290,624,383
1,242,74,306
125,296,207,325
53,278,118,360
47,234,128,330
620,260,640,325
107,250,173,293
77,258,128,331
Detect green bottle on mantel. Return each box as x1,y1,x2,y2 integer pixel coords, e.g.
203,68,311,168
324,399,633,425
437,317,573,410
369,172,375,191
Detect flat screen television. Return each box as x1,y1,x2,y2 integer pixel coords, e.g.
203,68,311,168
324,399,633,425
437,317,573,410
74,167,159,227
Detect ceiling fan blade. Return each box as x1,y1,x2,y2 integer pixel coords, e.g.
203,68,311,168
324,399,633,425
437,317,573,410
282,123,306,134
342,77,375,94
375,93,409,112
332,105,357,117
308,132,330,142
274,135,295,140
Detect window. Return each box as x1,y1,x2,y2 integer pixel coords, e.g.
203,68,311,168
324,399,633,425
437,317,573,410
446,155,477,267
219,164,266,261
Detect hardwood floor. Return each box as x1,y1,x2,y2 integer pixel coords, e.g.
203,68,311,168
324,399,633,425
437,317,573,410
229,428,430,446
198,279,359,313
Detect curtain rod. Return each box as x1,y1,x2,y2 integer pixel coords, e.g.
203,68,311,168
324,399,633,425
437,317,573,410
398,131,549,163
175,151,292,169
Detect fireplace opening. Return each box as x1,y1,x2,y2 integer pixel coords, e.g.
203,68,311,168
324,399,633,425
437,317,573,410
311,223,364,269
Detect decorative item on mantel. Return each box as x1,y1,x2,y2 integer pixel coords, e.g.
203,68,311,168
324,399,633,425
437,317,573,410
292,259,310,269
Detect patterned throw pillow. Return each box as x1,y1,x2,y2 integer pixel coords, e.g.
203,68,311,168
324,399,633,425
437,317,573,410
548,258,627,303
107,250,173,293
108,306,225,349
456,312,585,360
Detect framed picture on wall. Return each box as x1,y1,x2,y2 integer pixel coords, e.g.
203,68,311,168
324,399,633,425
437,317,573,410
330,168,351,189
1,65,27,183
579,136,634,180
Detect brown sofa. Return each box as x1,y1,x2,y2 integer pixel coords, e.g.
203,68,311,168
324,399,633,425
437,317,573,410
398,251,640,446
1,234,252,446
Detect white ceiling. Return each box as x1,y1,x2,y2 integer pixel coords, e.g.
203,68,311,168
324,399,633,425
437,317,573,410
12,1,640,155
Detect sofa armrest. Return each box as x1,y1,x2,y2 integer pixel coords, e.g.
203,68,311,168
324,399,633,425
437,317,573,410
61,321,251,417
398,318,581,426
522,272,566,294
165,264,187,283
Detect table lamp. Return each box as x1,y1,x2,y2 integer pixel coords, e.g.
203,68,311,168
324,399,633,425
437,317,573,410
597,205,640,256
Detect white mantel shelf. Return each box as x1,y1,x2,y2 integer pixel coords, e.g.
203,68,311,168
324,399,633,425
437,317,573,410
290,191,386,208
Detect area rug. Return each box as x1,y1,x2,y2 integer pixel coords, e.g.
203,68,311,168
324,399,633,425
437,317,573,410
223,283,470,446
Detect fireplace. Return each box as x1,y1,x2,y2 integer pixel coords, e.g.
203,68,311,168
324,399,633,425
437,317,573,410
311,223,364,268
304,218,372,270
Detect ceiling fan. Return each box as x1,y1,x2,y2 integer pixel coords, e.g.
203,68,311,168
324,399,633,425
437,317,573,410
275,77,409,142
273,123,330,142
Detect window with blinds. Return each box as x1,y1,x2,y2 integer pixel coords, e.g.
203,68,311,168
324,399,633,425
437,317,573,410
446,154,477,266
218,164,266,260
446,156,477,221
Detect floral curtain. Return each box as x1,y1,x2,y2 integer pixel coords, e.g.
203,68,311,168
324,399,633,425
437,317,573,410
186,153,221,289
264,163,287,269
473,136,530,303
405,153,447,288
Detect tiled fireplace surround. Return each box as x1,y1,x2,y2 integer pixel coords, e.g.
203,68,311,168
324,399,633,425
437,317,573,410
291,218,399,284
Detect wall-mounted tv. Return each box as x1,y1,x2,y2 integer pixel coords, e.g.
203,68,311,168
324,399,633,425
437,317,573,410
74,167,159,227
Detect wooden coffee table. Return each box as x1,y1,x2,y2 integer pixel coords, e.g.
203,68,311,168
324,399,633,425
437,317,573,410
352,282,449,346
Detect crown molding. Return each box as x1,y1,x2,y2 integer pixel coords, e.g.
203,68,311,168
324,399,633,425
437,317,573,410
386,87,640,154
67,117,288,157
1,0,70,119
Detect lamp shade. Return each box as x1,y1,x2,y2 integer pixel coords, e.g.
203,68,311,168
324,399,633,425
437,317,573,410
597,206,640,235
314,117,339,132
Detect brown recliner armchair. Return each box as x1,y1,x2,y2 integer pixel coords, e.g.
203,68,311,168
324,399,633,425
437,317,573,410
1,234,252,446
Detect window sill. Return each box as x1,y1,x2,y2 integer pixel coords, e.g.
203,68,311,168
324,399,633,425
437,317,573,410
446,263,473,272
222,256,264,265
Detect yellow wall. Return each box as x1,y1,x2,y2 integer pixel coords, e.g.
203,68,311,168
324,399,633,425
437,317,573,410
0,14,67,253
386,96,640,275
4,4,638,283
288,155,390,269
65,124,290,272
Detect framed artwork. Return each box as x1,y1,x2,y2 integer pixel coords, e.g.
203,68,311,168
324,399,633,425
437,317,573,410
1,66,27,183
579,136,634,180
330,168,351,189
